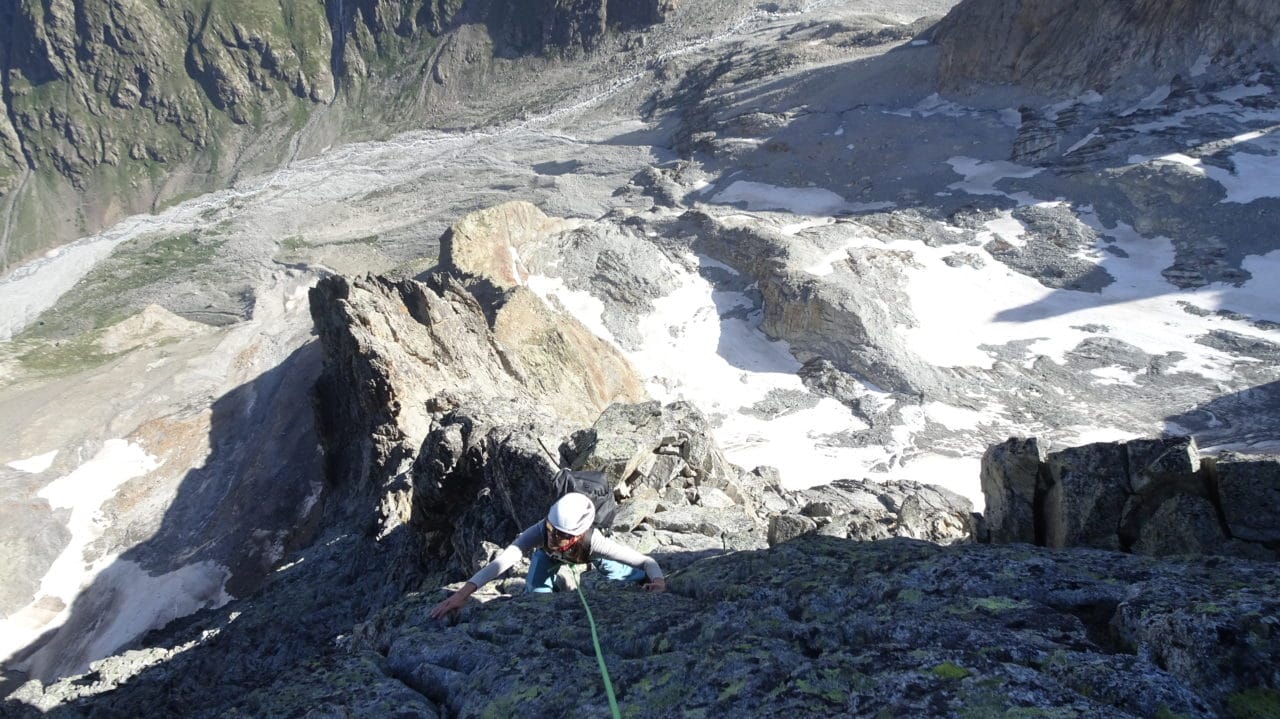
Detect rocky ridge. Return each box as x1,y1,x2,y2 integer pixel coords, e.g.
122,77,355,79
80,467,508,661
7,398,1280,718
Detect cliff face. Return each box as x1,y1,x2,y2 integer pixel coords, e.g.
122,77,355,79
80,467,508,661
0,0,671,272
935,0,1280,98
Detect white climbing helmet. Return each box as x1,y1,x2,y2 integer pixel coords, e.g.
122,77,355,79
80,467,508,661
547,493,595,536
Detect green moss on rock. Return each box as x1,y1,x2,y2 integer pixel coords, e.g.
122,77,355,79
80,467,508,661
1228,688,1280,719
932,662,972,680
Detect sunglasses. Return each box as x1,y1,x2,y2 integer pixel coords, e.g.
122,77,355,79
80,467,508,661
545,520,581,546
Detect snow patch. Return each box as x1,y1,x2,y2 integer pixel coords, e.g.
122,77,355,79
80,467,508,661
884,209,1269,384
1046,92,1104,121
982,213,1028,248
35,440,161,602
711,180,893,215
999,108,1023,129
1120,85,1172,116
946,157,1042,203
0,440,201,669
713,181,847,215
1063,426,1145,447
7,450,58,474
1214,84,1271,103
524,274,615,344
1136,139,1280,204
1064,128,1101,155
781,217,836,236
1191,54,1211,77
889,93,971,120
3,559,231,678
1216,151,1280,203
885,453,983,507
612,252,935,497
1090,366,1141,386
924,402,1001,430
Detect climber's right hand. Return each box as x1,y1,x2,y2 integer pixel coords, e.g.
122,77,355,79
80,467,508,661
429,582,477,620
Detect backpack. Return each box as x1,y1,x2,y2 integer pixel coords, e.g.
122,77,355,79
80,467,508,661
552,467,618,529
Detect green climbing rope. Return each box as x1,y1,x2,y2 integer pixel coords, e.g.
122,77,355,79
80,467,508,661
573,566,622,719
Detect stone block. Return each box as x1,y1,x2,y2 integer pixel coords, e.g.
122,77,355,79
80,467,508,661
1044,442,1128,550
611,496,658,533
980,437,1046,544
1125,436,1200,495
768,513,818,546
695,487,737,509
1130,495,1226,557
1214,452,1280,543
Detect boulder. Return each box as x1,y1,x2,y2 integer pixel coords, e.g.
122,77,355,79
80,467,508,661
770,478,973,547
980,437,1046,544
1118,437,1212,549
1044,442,1129,550
768,513,818,546
437,201,575,292
566,400,738,500
1126,436,1201,495
1212,452,1280,543
1130,495,1227,557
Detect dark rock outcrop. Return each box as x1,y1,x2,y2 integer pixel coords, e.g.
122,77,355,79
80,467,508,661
1213,451,1280,544
980,436,1046,545
980,435,1280,560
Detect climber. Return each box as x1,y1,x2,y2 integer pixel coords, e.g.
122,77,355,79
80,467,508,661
429,492,666,619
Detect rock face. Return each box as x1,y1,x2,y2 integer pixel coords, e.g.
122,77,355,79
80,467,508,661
307,208,648,541
0,271,326,687
935,0,1280,98
980,437,1046,545
980,435,1280,560
0,0,673,270
683,210,949,398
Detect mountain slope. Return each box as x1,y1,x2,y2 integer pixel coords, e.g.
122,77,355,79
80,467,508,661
935,0,1280,98
0,0,673,271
